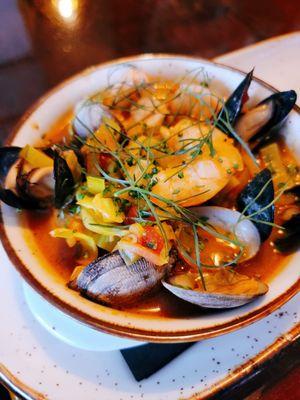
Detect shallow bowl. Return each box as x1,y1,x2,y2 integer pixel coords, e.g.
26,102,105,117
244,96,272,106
1,55,299,342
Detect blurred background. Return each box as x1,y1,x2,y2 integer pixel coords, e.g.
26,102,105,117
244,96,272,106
1,0,300,143
0,1,300,399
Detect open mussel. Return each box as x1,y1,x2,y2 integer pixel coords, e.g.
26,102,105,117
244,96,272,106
216,69,253,136
69,250,171,307
0,146,55,209
235,90,297,150
0,146,78,210
162,269,268,309
237,169,274,242
16,162,54,209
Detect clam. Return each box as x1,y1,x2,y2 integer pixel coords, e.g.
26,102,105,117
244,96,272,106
73,101,107,138
69,250,171,307
72,100,124,139
190,206,261,261
237,168,274,241
162,206,267,309
235,90,297,150
162,269,268,309
216,69,253,136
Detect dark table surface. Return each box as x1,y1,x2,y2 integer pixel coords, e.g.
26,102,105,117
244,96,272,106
0,1,299,399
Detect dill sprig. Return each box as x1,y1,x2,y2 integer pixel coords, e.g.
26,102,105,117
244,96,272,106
65,66,271,288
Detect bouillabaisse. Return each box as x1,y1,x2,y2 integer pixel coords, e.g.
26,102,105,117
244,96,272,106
1,67,299,313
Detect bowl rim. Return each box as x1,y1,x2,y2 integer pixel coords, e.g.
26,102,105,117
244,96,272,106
0,53,299,342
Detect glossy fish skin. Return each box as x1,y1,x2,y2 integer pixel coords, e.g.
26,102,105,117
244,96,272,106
274,213,300,253
248,90,297,151
237,169,274,242
216,69,253,136
72,251,166,307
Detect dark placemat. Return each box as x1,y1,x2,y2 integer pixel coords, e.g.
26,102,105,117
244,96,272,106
121,342,195,381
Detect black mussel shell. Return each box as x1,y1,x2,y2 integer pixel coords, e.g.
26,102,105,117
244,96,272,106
250,90,297,151
285,184,300,199
0,146,21,181
216,69,253,136
237,169,274,242
274,214,300,253
0,146,36,209
54,151,75,209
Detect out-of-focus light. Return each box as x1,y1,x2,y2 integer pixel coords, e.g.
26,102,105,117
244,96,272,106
55,0,78,20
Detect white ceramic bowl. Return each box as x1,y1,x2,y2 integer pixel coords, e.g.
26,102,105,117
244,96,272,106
1,55,299,342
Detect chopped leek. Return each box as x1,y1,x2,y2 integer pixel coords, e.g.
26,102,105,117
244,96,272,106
50,228,98,258
92,194,125,223
80,208,127,237
20,145,53,168
260,143,293,191
78,193,124,223
86,176,105,195
94,234,118,251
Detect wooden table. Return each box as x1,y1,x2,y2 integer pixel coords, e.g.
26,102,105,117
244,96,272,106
0,1,299,399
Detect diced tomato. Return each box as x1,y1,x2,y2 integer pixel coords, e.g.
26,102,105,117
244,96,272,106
139,226,164,254
124,205,138,224
124,205,156,224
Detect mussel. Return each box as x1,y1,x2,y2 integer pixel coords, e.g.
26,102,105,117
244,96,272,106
69,250,171,307
216,69,296,152
0,146,28,209
0,147,54,209
162,269,268,309
16,162,54,208
237,169,274,242
0,146,76,210
274,213,300,253
235,90,297,150
216,69,253,136
53,151,75,209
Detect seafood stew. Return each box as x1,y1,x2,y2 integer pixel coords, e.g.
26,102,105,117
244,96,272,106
1,66,299,316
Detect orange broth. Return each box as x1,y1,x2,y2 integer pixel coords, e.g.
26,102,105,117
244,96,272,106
23,110,293,317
